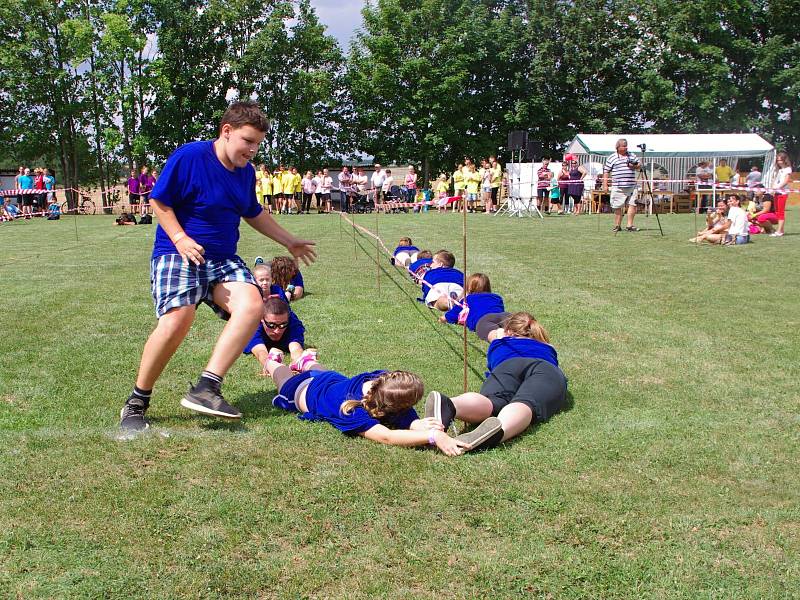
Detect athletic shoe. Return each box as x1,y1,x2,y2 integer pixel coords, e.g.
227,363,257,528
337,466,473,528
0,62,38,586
770,231,784,237
119,397,149,431
611,225,622,232
290,349,318,373
267,348,284,364
180,383,242,419
626,226,640,232
271,393,298,412
424,391,456,430
455,417,504,452
254,256,264,266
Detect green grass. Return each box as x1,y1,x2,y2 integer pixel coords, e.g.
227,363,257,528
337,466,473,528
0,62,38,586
1,211,798,598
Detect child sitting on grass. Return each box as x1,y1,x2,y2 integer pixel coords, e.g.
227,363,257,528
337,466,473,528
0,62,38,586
421,249,464,310
391,237,419,267
261,357,469,456
439,273,505,333
426,311,567,452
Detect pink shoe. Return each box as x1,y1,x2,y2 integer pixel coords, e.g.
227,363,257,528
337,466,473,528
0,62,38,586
290,349,318,373
267,348,284,364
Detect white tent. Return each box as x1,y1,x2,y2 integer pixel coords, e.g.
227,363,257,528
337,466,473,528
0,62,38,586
564,133,776,192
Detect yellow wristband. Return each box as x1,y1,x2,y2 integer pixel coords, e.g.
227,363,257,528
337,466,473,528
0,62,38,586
172,232,186,244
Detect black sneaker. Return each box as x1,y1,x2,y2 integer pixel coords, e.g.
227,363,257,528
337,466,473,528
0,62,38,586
180,383,242,419
424,391,456,430
456,417,504,452
611,225,622,232
120,397,150,431
626,226,640,232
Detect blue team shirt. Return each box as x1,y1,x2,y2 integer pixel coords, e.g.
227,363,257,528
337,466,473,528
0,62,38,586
290,271,304,288
44,175,55,190
18,175,33,189
421,266,464,294
300,370,419,434
151,140,263,260
409,257,432,278
486,337,559,373
444,292,505,331
243,310,305,354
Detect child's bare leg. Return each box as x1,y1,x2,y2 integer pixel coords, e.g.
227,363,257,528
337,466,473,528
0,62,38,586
288,342,304,363
450,392,494,424
135,305,196,389
496,403,533,441
204,282,263,376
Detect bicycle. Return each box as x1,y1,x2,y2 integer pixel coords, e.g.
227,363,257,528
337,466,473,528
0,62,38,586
61,195,96,215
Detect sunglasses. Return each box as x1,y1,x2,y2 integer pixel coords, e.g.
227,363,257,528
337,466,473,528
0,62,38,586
263,320,289,330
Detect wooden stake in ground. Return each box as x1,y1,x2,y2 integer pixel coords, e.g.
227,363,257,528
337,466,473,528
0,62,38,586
375,208,380,294
462,194,468,393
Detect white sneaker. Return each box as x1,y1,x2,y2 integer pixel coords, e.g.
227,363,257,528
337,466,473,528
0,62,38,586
770,232,784,237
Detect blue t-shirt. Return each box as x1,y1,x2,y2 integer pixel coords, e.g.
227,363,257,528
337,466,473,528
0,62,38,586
151,140,263,260
422,266,464,293
5,204,20,217
300,370,419,435
486,337,559,373
48,203,61,215
243,310,305,354
18,175,33,189
290,271,304,288
44,175,55,190
443,292,505,331
267,284,289,303
409,257,432,276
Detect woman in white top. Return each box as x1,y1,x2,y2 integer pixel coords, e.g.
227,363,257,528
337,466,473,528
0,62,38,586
771,151,792,237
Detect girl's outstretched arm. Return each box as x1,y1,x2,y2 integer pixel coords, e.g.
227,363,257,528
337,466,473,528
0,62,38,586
360,425,470,456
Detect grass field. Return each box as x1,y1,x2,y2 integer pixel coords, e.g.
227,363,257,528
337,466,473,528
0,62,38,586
1,210,798,598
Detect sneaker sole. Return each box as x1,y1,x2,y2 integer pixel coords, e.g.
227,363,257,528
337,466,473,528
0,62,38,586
180,397,242,419
424,391,442,421
456,417,503,451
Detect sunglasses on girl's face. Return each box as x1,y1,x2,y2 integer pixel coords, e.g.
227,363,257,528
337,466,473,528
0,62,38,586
263,320,289,330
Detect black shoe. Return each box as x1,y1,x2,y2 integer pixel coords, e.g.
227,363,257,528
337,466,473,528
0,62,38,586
611,225,622,232
180,383,242,419
456,417,503,452
120,397,150,431
424,391,456,430
626,226,640,232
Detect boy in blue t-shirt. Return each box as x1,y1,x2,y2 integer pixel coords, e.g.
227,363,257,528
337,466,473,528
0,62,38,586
119,101,316,432
421,249,464,310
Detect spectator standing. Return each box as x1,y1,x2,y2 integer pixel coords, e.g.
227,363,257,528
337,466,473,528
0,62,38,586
302,171,315,214
138,166,153,216
14,166,24,207
127,169,140,210
566,159,586,215
770,151,792,237
353,167,368,209
18,167,34,218
371,163,386,206
745,165,762,188
602,139,640,232
715,159,734,185
557,162,570,213
33,167,46,212
319,168,333,213
452,163,465,212
536,158,551,211
404,166,418,205
43,168,55,204
338,166,353,213
488,156,502,214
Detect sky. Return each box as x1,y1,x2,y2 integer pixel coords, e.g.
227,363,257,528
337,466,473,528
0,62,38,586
311,0,365,51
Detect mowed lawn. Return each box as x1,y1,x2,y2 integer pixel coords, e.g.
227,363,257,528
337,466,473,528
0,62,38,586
1,210,798,599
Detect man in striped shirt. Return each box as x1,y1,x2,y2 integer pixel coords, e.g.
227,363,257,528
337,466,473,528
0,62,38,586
602,139,641,232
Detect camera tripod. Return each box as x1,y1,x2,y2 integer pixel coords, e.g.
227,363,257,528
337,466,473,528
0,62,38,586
635,143,664,237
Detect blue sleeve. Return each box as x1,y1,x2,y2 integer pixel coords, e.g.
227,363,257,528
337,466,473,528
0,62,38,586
287,312,305,345
269,284,289,303
291,271,304,288
337,406,380,435
150,148,191,207
443,303,460,324
243,324,266,354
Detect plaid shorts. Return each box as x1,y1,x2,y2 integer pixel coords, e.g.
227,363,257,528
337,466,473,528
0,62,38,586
150,254,258,319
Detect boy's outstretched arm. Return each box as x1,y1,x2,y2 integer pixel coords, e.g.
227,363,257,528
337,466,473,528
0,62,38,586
244,210,317,265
